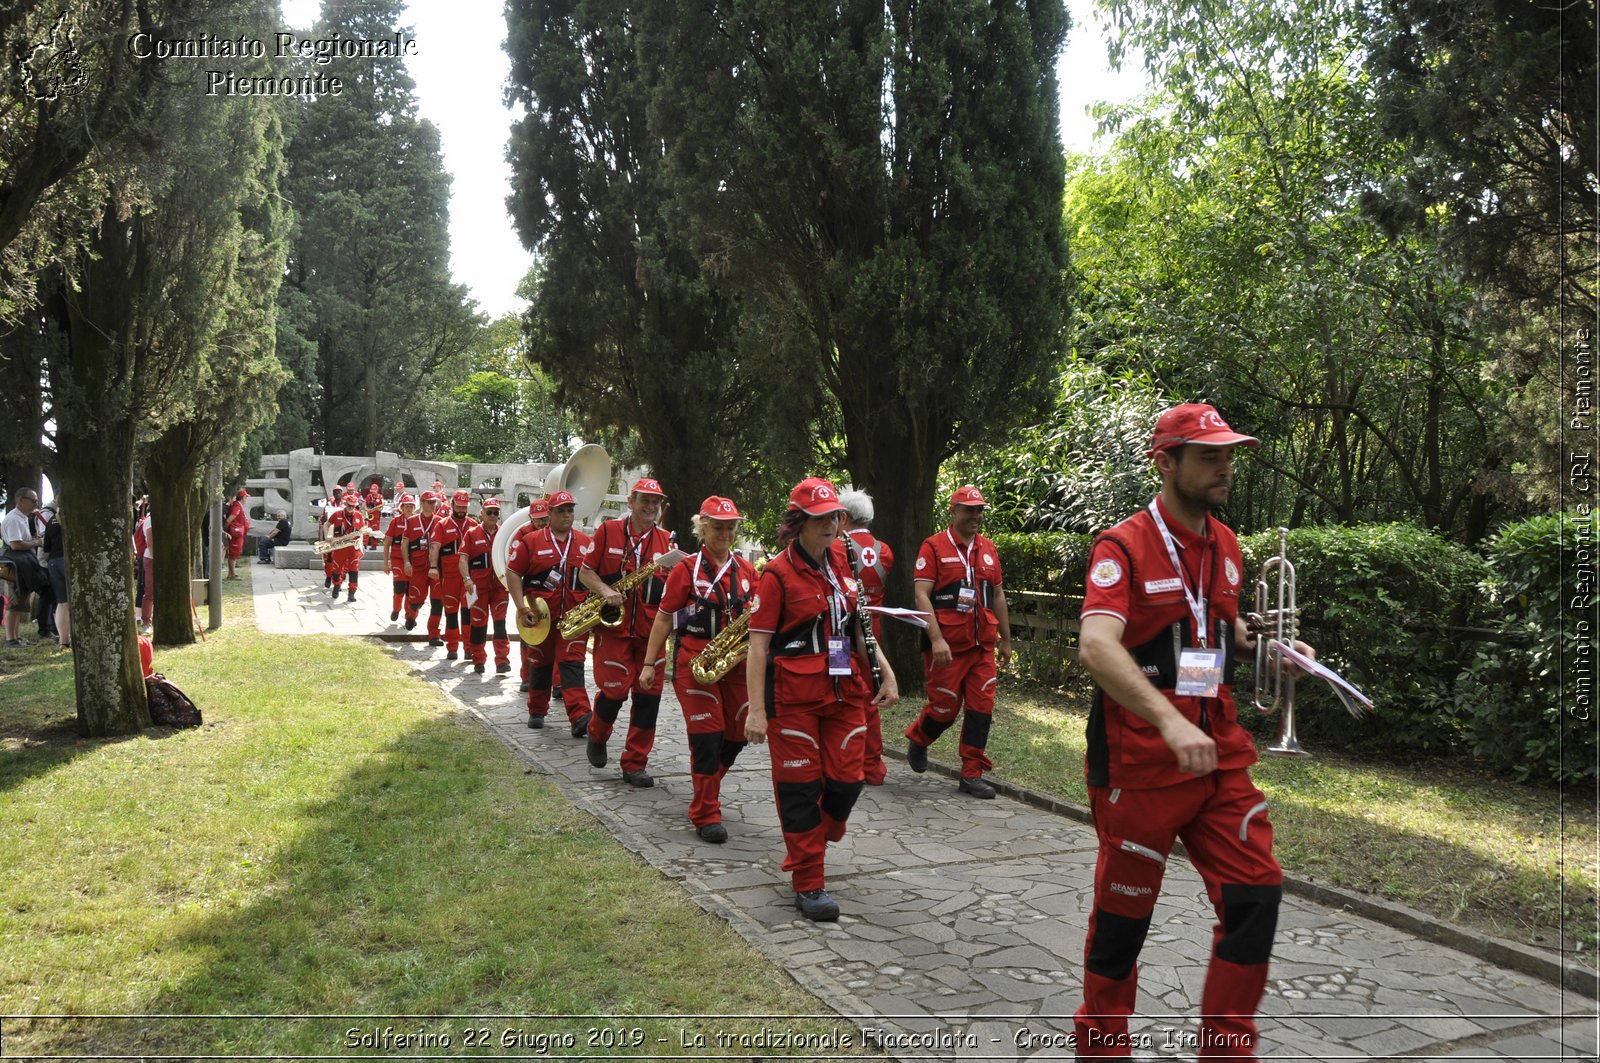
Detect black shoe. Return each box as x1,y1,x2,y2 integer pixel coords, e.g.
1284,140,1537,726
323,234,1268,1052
959,776,997,800
697,823,729,844
347,588,356,602
570,711,593,739
324,576,331,588
527,714,545,729
496,661,511,673
586,739,607,767
794,888,840,922
428,638,444,648
473,662,485,675
907,740,929,773
404,617,417,631
444,650,458,661
622,769,654,788
390,610,400,621
330,585,341,599
520,681,530,692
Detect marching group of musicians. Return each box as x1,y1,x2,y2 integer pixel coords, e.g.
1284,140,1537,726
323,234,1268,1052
303,402,1315,1060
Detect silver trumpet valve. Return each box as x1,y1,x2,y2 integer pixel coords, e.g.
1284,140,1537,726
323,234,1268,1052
1249,527,1306,757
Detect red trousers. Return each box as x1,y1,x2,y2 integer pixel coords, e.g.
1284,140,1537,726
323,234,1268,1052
905,642,998,777
405,552,431,622
672,643,748,827
466,573,510,667
767,689,866,892
1075,769,1283,1060
525,616,591,722
587,629,664,773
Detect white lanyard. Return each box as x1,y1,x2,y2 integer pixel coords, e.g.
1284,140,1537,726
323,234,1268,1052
693,551,734,601
820,551,849,633
1147,500,1210,647
625,521,652,571
946,529,976,586
552,531,572,573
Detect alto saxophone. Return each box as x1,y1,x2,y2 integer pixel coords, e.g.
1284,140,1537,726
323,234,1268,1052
557,560,664,639
690,611,750,684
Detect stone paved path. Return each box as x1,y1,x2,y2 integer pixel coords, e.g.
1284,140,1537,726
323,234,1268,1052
253,563,1599,1060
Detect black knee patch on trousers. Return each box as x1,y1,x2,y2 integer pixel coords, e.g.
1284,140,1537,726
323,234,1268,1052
820,776,863,823
594,694,624,725
688,731,724,775
394,580,409,596
558,659,585,689
631,692,661,731
349,573,359,588
776,779,823,834
915,714,954,744
1217,884,1281,966
720,740,746,770
1086,908,1153,980
960,709,992,750
430,600,444,617
531,664,554,690
493,619,508,640
470,626,486,646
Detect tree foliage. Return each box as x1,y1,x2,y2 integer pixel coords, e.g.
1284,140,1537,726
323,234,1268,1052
273,0,479,457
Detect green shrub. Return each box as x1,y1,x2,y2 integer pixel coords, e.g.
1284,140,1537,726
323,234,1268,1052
1450,514,1596,785
992,531,1093,684
1236,523,1486,756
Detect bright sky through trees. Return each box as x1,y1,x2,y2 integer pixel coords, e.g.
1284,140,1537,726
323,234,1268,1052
279,0,1144,318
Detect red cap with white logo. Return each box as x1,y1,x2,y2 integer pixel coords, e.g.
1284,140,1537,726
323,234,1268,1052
699,496,742,519
788,477,844,516
1147,403,1260,456
452,489,471,508
547,490,576,508
528,498,551,517
950,485,987,508
630,477,666,498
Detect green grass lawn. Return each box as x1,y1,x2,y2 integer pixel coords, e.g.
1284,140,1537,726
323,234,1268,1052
884,667,1600,969
0,563,850,1058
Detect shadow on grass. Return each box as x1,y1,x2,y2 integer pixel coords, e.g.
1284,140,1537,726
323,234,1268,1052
9,712,827,1058
0,645,116,794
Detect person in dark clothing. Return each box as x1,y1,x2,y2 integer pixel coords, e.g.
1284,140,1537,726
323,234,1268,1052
258,511,291,563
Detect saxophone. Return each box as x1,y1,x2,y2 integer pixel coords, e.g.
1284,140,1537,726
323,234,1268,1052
557,560,664,639
690,611,750,684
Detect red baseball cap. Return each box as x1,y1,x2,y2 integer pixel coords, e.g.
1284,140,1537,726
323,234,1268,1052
343,492,360,505
528,498,551,517
366,483,382,495
789,477,845,516
398,494,417,508
420,491,439,504
950,485,987,508
630,477,666,498
451,489,471,507
699,496,742,519
547,490,576,508
480,497,501,511
236,488,249,499
1147,403,1260,456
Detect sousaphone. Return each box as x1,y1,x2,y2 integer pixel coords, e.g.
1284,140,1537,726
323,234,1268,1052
491,443,613,588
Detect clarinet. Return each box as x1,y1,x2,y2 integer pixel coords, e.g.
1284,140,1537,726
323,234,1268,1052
841,532,884,695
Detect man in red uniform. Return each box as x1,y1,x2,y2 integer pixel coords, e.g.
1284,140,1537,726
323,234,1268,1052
363,483,385,549
507,490,594,732
837,489,894,785
323,491,365,602
512,497,552,691
225,488,249,579
428,489,473,659
904,485,1013,798
401,492,437,632
382,494,417,622
462,498,513,676
1074,403,1315,1060
578,477,674,786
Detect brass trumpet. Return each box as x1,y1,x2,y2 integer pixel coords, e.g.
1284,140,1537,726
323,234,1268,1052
1248,527,1305,756
690,612,749,684
312,531,364,555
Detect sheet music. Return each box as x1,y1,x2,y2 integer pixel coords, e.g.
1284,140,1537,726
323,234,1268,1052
865,606,932,629
1270,640,1373,716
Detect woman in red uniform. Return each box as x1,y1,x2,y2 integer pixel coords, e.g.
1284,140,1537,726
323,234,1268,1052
640,496,757,844
745,477,898,920
382,494,417,622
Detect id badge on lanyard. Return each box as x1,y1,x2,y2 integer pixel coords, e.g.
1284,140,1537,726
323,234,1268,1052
948,530,979,613
823,561,853,676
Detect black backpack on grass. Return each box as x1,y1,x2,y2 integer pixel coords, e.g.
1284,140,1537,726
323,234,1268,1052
146,674,202,728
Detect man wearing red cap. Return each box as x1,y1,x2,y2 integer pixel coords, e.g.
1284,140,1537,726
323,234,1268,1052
363,484,385,549
382,494,417,622
509,497,552,692
323,490,366,602
904,485,1013,799
400,491,438,631
460,498,512,675
640,496,757,843
745,477,899,920
428,489,474,659
577,477,674,785
1073,403,1315,1060
507,491,593,727
224,488,250,579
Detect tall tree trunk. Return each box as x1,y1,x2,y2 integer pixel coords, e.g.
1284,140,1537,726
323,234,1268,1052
146,428,198,646
49,206,152,734
363,346,379,455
